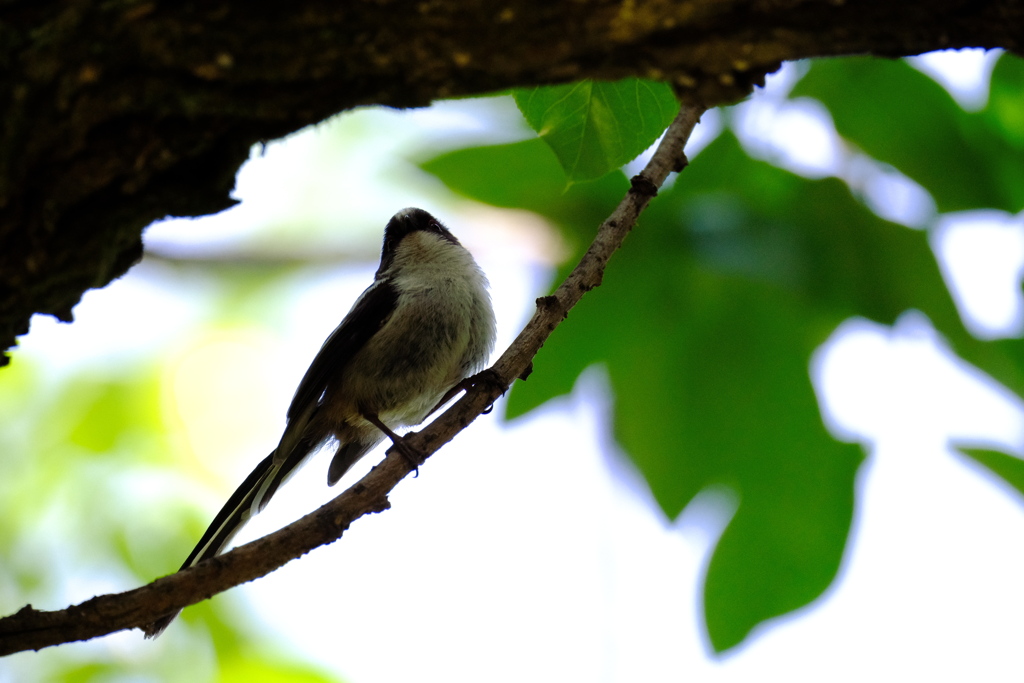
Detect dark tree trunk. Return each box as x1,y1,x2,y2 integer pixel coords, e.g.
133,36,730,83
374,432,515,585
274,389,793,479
2,0,1022,362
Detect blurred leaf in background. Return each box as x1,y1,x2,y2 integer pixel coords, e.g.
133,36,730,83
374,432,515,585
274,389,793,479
422,52,1024,652
791,56,1024,214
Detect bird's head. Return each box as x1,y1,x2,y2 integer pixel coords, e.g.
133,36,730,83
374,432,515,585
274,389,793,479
377,208,463,277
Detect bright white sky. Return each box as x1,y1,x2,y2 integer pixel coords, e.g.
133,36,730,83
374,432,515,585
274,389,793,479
13,49,1024,682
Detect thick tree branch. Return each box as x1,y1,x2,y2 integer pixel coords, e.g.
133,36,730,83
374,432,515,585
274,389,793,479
3,0,1024,361
0,102,705,655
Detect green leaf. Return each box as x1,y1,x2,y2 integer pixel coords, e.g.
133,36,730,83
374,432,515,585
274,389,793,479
598,252,862,653
420,138,571,212
512,79,678,182
685,286,861,651
791,55,1024,213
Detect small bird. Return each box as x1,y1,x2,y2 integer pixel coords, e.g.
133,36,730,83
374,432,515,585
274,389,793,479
143,207,496,637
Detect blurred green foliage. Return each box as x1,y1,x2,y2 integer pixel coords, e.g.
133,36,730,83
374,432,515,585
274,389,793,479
423,53,1024,651
0,352,345,681
792,57,1024,213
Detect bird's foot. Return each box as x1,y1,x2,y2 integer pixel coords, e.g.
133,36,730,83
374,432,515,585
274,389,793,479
469,368,506,415
362,410,426,477
388,435,427,477
429,368,507,416
470,368,506,396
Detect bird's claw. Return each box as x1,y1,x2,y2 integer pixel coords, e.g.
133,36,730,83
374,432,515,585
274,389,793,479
471,368,506,396
390,436,426,477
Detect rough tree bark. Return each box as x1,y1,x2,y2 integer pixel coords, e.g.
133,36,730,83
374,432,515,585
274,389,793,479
2,0,1023,363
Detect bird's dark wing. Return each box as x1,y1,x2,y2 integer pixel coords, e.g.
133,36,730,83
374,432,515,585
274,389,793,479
145,278,401,638
286,278,399,423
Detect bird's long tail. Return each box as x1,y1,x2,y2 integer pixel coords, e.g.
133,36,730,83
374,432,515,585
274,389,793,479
142,435,317,638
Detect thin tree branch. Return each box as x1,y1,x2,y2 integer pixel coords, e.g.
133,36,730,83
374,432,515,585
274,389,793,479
0,103,706,656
